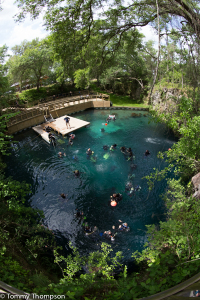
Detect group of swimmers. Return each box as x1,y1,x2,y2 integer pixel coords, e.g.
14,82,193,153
120,146,134,160
104,221,130,241
106,115,116,123
58,115,150,242
57,133,76,157
74,210,129,241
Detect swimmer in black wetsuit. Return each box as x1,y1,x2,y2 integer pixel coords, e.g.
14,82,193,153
60,193,66,198
127,151,134,161
145,150,150,156
74,170,80,177
110,144,117,151
110,193,122,203
84,222,93,234
86,148,93,155
48,133,56,146
135,185,141,191
120,146,126,153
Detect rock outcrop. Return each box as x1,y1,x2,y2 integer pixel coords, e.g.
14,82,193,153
152,88,181,113
191,172,200,199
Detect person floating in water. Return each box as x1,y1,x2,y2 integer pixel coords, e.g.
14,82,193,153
135,185,141,191
48,133,56,146
118,222,130,232
110,144,117,151
68,137,73,146
72,155,78,161
120,146,126,154
126,147,132,153
110,193,122,206
145,149,150,156
127,150,134,161
73,170,80,177
125,181,133,191
83,222,93,235
58,152,66,158
69,133,75,139
86,148,93,155
60,193,66,198
101,128,105,132
106,116,111,123
103,229,116,241
76,210,84,218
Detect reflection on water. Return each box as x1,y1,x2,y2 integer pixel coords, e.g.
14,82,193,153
5,109,177,261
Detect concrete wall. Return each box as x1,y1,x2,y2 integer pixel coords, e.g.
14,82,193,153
7,100,110,134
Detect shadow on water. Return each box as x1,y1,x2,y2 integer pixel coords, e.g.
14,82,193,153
5,109,178,263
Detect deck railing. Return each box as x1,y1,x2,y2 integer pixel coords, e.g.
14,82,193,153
7,94,110,126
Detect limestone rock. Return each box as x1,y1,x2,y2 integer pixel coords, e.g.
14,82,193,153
191,173,200,199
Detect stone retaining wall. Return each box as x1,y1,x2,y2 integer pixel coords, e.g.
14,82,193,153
7,100,110,134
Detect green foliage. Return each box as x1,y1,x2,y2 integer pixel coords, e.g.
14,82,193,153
74,68,90,90
0,255,32,291
18,87,47,104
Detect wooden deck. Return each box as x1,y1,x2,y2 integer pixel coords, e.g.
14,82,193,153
32,115,90,142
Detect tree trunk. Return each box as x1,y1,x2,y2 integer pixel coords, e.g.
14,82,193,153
148,0,161,104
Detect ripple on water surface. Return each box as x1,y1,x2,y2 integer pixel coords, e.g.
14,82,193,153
5,110,177,260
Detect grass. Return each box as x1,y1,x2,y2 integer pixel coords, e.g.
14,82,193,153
90,83,149,108
110,94,149,108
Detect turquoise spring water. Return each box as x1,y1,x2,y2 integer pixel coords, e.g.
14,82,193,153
5,109,177,262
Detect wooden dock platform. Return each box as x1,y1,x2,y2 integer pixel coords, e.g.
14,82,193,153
32,115,90,142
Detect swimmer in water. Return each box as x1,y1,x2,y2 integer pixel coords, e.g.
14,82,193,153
84,222,93,234
127,147,132,153
135,185,141,191
127,151,134,161
86,148,93,155
69,133,75,139
125,181,133,191
60,193,66,198
120,146,126,153
72,155,78,161
58,152,66,158
145,149,150,156
110,144,117,151
110,193,123,204
73,170,80,177
75,210,84,218
48,133,56,145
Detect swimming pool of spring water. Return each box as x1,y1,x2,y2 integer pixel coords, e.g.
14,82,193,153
5,109,177,262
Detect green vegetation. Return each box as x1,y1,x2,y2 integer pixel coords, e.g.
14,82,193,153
1,0,200,298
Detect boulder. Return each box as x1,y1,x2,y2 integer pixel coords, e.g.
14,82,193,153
191,173,200,199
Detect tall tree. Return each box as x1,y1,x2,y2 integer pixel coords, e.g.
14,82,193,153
0,46,9,102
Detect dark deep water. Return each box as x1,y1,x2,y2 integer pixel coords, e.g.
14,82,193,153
5,109,177,262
